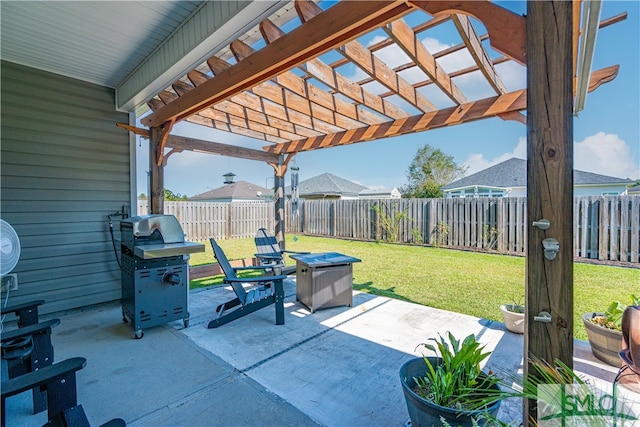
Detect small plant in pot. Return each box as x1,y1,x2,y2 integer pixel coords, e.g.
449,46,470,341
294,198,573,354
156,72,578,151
500,296,525,334
583,294,639,367
399,332,503,427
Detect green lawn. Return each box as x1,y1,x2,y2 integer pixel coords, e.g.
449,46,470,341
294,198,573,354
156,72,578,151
190,235,639,340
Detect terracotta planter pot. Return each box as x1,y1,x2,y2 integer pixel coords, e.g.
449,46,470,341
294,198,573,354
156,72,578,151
500,305,524,334
399,357,501,427
582,312,622,367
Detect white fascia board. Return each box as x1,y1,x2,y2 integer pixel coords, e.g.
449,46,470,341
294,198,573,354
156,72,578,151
443,185,512,193
116,1,285,113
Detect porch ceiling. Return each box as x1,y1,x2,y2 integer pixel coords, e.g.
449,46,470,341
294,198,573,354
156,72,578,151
0,1,293,112
138,0,623,157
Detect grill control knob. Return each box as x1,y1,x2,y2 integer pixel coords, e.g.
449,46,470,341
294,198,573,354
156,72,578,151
162,272,181,285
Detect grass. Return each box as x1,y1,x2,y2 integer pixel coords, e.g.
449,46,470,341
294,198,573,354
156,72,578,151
189,235,639,340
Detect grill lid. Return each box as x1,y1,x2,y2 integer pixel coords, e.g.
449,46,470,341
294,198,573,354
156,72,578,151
121,214,205,258
121,214,185,243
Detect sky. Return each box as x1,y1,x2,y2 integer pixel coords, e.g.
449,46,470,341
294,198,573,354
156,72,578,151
136,0,640,198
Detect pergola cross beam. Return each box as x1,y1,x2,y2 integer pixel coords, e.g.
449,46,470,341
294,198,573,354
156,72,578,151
264,89,526,154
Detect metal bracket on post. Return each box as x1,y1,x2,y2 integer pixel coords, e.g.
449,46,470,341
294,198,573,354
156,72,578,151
532,219,551,230
534,311,552,323
542,238,560,260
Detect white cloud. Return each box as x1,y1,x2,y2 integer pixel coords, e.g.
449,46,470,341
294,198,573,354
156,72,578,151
574,132,640,179
463,138,526,175
494,61,526,92
462,133,640,179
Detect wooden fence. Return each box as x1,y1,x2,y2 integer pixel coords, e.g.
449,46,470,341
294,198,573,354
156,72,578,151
137,196,640,263
137,200,274,240
287,196,640,263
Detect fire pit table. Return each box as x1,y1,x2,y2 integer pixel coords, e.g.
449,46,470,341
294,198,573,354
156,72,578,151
290,252,361,313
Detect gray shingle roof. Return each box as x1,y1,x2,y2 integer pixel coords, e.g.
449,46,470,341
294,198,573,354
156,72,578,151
628,185,640,194
190,181,271,200
442,158,633,190
286,173,366,197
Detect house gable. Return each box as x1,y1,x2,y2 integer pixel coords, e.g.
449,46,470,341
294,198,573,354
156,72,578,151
287,173,367,200
190,181,271,202
443,158,633,197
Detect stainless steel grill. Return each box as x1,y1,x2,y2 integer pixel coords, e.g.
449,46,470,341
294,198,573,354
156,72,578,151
120,214,204,338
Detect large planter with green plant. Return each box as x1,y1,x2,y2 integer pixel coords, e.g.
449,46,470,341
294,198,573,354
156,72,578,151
399,333,502,427
583,294,639,367
582,312,622,367
501,305,525,334
500,297,525,334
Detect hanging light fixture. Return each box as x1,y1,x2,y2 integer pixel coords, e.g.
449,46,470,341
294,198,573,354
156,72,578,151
291,163,300,216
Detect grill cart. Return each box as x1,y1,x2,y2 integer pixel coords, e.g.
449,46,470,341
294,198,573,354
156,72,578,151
120,214,204,338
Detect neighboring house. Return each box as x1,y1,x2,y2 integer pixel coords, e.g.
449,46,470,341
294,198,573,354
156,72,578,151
286,173,367,200
359,187,402,199
190,181,272,203
628,185,640,195
442,158,634,198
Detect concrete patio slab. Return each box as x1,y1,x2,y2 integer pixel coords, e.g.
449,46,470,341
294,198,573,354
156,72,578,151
3,278,638,426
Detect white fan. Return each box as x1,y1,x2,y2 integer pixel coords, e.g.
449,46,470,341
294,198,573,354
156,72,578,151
1,219,21,275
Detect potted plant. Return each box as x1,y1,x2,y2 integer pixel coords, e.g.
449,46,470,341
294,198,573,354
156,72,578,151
399,332,503,427
582,294,639,367
500,296,525,334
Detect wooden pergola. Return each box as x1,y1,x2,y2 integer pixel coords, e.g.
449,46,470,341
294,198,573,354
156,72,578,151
119,1,624,423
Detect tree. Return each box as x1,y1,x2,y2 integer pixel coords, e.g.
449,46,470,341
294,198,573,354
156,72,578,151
163,189,189,201
400,144,467,198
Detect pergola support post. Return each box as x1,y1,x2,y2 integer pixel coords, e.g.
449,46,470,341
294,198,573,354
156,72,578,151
525,1,574,423
270,154,292,251
149,126,165,214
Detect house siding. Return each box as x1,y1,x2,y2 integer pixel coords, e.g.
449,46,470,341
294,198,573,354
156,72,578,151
1,61,130,314
573,184,628,196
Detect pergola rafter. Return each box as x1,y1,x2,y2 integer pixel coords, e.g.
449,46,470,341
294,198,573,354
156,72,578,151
384,17,467,105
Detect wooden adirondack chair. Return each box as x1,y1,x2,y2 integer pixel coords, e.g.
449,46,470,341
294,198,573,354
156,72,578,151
254,228,309,276
208,238,286,329
1,315,59,415
1,357,125,427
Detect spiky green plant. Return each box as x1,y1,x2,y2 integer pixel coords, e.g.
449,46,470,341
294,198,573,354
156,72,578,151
413,332,501,410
